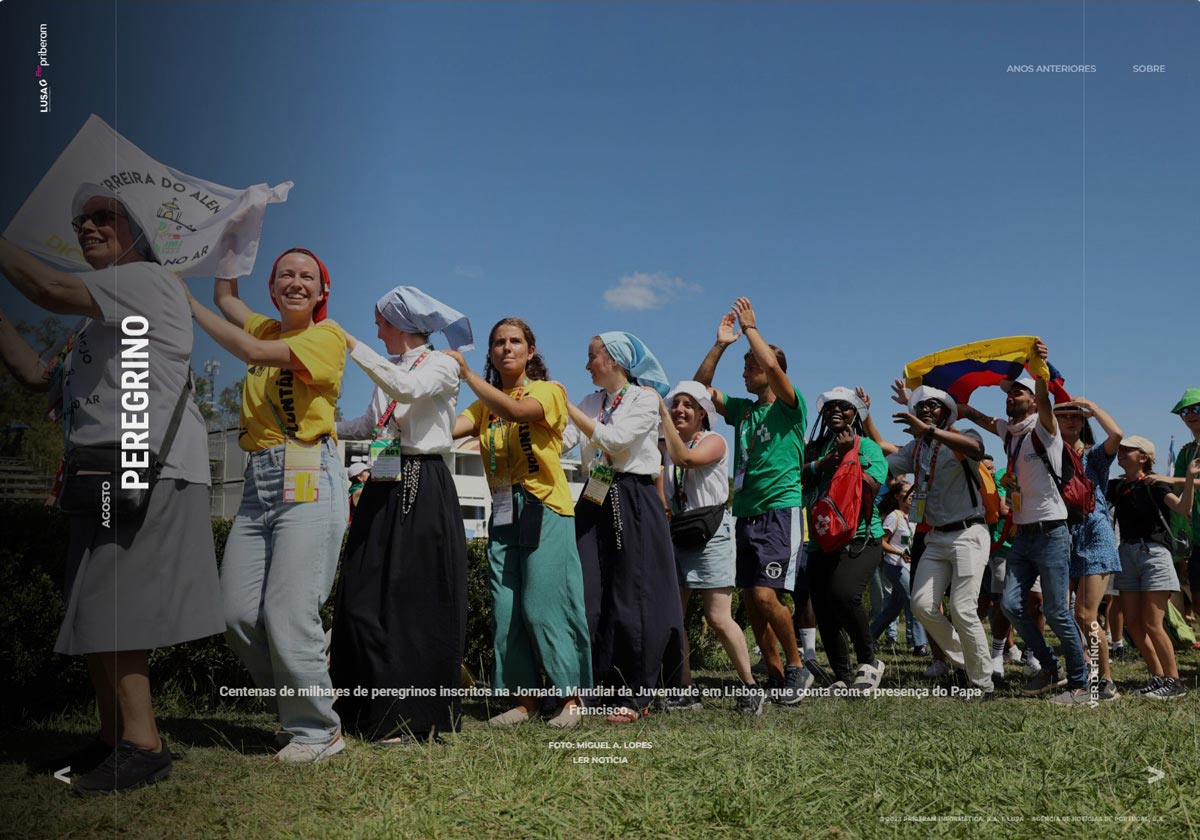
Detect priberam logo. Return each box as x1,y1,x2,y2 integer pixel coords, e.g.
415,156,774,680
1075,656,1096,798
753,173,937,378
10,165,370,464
36,23,50,113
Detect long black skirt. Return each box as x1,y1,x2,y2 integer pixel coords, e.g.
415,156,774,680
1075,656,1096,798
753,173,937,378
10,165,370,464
576,473,686,709
331,456,467,739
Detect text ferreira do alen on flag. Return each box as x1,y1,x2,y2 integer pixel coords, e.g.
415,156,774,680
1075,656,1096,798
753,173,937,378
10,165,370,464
4,114,291,279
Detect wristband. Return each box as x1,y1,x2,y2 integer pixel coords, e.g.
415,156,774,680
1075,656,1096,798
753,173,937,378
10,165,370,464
743,325,757,332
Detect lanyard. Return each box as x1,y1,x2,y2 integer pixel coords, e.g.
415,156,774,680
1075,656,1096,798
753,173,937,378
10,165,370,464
487,378,529,482
268,398,293,440
913,437,944,495
672,431,704,512
592,385,630,469
372,347,432,440
597,385,629,425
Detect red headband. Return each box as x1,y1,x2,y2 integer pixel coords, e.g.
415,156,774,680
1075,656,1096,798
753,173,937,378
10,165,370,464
267,247,330,324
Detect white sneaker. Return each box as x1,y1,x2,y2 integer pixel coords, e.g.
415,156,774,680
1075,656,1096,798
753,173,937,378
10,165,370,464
275,732,346,764
991,655,1005,681
1004,646,1024,665
1023,654,1041,678
851,659,886,691
922,660,949,679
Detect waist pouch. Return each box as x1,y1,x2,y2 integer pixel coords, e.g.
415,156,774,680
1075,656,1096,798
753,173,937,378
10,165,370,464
670,503,725,549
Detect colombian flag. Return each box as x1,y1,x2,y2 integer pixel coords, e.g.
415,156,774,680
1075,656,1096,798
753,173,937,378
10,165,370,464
903,336,1071,404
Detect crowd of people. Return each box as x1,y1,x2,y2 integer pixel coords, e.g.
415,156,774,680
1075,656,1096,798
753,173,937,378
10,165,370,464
0,186,1198,795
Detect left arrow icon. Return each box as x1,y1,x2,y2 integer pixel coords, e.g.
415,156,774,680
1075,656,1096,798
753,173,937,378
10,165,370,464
53,766,71,785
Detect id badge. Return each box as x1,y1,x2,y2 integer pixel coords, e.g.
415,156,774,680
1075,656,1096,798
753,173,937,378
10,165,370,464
491,484,514,526
733,466,746,493
283,439,321,503
583,464,615,505
369,437,403,481
913,493,927,523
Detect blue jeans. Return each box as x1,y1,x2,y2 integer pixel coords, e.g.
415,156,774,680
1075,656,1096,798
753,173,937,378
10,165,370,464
222,438,348,743
1000,524,1088,688
868,567,898,641
869,562,927,647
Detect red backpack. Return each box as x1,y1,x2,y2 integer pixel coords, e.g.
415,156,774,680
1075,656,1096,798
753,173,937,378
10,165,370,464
811,438,871,553
1007,429,1096,525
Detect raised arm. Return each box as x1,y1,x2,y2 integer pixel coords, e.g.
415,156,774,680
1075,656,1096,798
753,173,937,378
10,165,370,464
213,277,255,328
733,297,797,409
1032,341,1057,436
184,280,321,370
857,388,899,456
693,312,740,418
1164,458,1199,516
443,350,545,424
1061,397,1123,457
659,398,726,468
957,402,1000,437
0,238,101,318
0,307,50,391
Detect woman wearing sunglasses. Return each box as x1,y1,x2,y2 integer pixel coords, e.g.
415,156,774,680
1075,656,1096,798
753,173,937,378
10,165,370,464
0,186,222,794
1170,390,1200,616
185,249,349,763
802,388,888,692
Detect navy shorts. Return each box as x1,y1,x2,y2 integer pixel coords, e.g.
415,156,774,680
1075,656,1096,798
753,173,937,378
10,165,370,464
735,506,804,592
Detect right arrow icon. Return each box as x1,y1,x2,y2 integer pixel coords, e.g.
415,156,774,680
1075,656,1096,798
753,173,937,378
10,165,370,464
1146,766,1165,785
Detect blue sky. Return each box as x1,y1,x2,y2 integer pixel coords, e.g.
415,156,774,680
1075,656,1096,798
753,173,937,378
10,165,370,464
2,1,1198,468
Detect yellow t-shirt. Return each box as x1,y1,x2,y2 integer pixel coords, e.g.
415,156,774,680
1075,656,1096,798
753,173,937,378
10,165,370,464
460,380,574,517
238,313,346,452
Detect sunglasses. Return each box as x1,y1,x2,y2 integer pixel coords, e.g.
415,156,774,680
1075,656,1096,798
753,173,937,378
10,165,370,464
823,401,856,414
1180,405,1200,417
914,399,945,413
71,208,126,234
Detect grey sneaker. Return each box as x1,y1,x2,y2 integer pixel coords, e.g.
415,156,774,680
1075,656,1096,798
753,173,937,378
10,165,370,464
1144,677,1187,700
735,684,767,716
1022,668,1066,696
772,664,811,706
275,733,346,764
1097,679,1120,702
1049,687,1090,706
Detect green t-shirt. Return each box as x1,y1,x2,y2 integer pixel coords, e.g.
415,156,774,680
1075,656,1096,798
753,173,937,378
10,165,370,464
723,387,808,518
806,435,888,542
991,467,1011,555
1174,441,1200,541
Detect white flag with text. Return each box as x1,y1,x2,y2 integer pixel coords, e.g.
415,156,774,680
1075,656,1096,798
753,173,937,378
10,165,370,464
4,114,291,278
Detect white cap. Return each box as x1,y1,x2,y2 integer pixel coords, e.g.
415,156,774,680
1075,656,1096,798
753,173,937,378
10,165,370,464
907,385,957,426
346,457,371,480
1000,375,1037,395
816,386,868,421
665,380,717,423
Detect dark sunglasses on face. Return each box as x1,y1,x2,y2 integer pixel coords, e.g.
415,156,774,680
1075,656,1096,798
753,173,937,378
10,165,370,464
1180,405,1200,417
915,399,944,413
824,401,855,414
71,209,126,233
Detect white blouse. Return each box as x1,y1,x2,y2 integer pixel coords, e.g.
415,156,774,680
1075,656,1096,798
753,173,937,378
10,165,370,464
663,430,729,511
562,385,662,476
336,343,460,454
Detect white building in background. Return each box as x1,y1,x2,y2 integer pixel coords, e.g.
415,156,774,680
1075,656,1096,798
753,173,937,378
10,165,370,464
207,428,585,538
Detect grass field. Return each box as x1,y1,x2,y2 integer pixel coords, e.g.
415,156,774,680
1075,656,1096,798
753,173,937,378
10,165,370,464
3,644,1199,840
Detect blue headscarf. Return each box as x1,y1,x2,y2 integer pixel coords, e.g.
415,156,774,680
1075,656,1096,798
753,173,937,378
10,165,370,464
599,331,670,398
376,286,474,351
